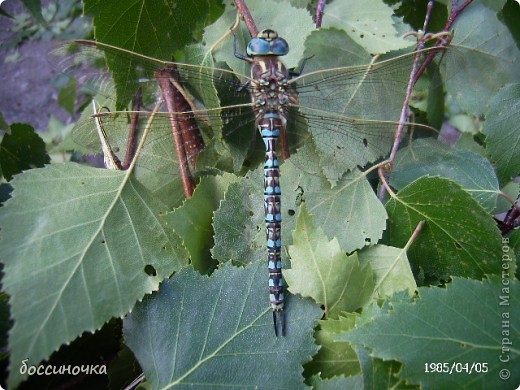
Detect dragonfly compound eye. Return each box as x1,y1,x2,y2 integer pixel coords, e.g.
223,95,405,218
247,30,289,57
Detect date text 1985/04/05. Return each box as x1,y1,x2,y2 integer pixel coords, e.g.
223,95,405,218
424,362,488,374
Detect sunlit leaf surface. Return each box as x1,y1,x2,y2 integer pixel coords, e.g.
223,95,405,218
124,262,322,389
385,176,502,280
337,277,520,389
285,204,375,318
1,164,188,388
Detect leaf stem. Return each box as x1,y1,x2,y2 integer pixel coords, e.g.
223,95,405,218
404,220,425,252
377,164,396,199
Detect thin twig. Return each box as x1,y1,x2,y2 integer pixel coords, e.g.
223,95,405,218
315,0,326,28
123,87,142,169
234,0,258,37
378,0,433,201
378,0,473,201
124,373,145,390
496,192,520,235
414,0,474,82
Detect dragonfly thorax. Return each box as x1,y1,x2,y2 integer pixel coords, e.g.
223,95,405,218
247,29,289,57
251,57,291,118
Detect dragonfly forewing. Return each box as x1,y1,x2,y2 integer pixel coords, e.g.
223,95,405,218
53,40,258,181
56,41,458,186
51,40,255,112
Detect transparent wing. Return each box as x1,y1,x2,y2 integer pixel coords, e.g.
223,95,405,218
282,47,455,178
291,47,450,120
71,105,257,177
52,40,257,178
55,41,454,183
50,40,255,112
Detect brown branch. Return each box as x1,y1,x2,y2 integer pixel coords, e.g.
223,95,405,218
155,67,204,198
234,0,258,37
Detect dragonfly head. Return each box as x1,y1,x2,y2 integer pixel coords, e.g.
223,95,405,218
247,29,289,57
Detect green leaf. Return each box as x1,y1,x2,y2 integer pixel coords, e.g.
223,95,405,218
358,245,417,299
508,229,520,280
337,277,520,389
385,176,503,281
0,163,188,388
478,0,508,11
285,204,375,318
20,0,47,26
295,30,425,179
425,65,445,130
167,173,240,274
308,373,364,389
321,0,415,54
284,163,388,253
0,123,50,181
301,28,373,72
0,112,8,132
307,311,418,389
107,345,142,390
83,0,224,107
483,83,520,183
394,0,447,34
354,345,418,390
391,139,500,212
452,133,490,159
41,115,75,158
446,3,520,114
123,261,322,389
448,114,480,135
494,180,520,215
181,44,223,142
304,315,361,380
84,0,223,57
211,175,265,266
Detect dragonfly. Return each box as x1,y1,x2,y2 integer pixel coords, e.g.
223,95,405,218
54,29,451,336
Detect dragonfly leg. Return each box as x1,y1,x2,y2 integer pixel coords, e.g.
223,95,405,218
289,54,315,77
236,79,251,93
234,32,253,62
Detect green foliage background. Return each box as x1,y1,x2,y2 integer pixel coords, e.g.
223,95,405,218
0,0,519,389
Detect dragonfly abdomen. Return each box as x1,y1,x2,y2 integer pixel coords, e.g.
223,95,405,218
260,117,285,336
249,34,291,336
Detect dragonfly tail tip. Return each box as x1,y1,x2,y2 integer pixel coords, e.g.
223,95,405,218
273,310,285,337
